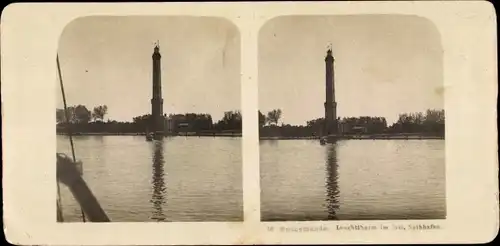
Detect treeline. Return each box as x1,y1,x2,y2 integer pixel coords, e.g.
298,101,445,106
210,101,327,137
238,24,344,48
56,105,444,137
258,108,445,137
306,116,388,134
56,105,242,134
132,113,214,132
388,109,445,134
132,111,242,132
56,105,108,124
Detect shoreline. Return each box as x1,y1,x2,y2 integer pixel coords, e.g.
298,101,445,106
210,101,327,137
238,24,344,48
57,132,243,137
57,132,443,140
259,135,444,140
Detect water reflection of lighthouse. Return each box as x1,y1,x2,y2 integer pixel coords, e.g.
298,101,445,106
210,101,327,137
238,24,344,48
324,143,340,220
150,140,167,221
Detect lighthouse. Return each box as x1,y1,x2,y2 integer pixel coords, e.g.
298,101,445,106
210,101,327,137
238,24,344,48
151,42,164,139
324,48,338,135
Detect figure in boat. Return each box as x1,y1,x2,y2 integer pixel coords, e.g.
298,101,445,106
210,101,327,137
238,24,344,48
320,137,327,145
145,128,153,141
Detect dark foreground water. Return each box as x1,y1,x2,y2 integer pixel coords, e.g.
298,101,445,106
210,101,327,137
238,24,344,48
57,135,243,222
260,139,446,221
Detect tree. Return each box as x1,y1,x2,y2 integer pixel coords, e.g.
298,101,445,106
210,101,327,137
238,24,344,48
133,114,152,124
258,110,266,127
215,110,242,131
390,109,445,134
423,109,445,134
56,107,76,124
56,108,66,124
307,117,325,128
266,109,282,126
132,114,152,132
74,105,91,124
92,105,108,122
188,113,213,131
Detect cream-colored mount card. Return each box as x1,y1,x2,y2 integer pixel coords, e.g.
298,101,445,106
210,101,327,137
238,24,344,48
1,1,498,245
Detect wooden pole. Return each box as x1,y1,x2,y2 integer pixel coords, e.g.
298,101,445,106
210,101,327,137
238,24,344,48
57,54,87,222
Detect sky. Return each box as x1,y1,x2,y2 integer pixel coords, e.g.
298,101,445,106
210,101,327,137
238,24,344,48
57,16,241,122
258,15,444,125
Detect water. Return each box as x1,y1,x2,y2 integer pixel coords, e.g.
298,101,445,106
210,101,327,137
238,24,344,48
57,135,243,222
260,139,446,221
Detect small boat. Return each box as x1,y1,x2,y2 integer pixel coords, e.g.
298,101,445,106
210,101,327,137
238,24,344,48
145,129,153,141
320,137,327,145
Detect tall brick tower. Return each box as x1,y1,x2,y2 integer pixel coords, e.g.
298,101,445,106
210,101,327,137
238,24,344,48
151,43,164,138
324,48,337,135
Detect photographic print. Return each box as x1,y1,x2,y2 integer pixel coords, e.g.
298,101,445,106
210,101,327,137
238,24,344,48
259,15,446,221
55,16,243,222
2,2,497,245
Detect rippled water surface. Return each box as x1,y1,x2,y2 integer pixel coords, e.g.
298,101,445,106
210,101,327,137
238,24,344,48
260,139,446,221
57,135,243,222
